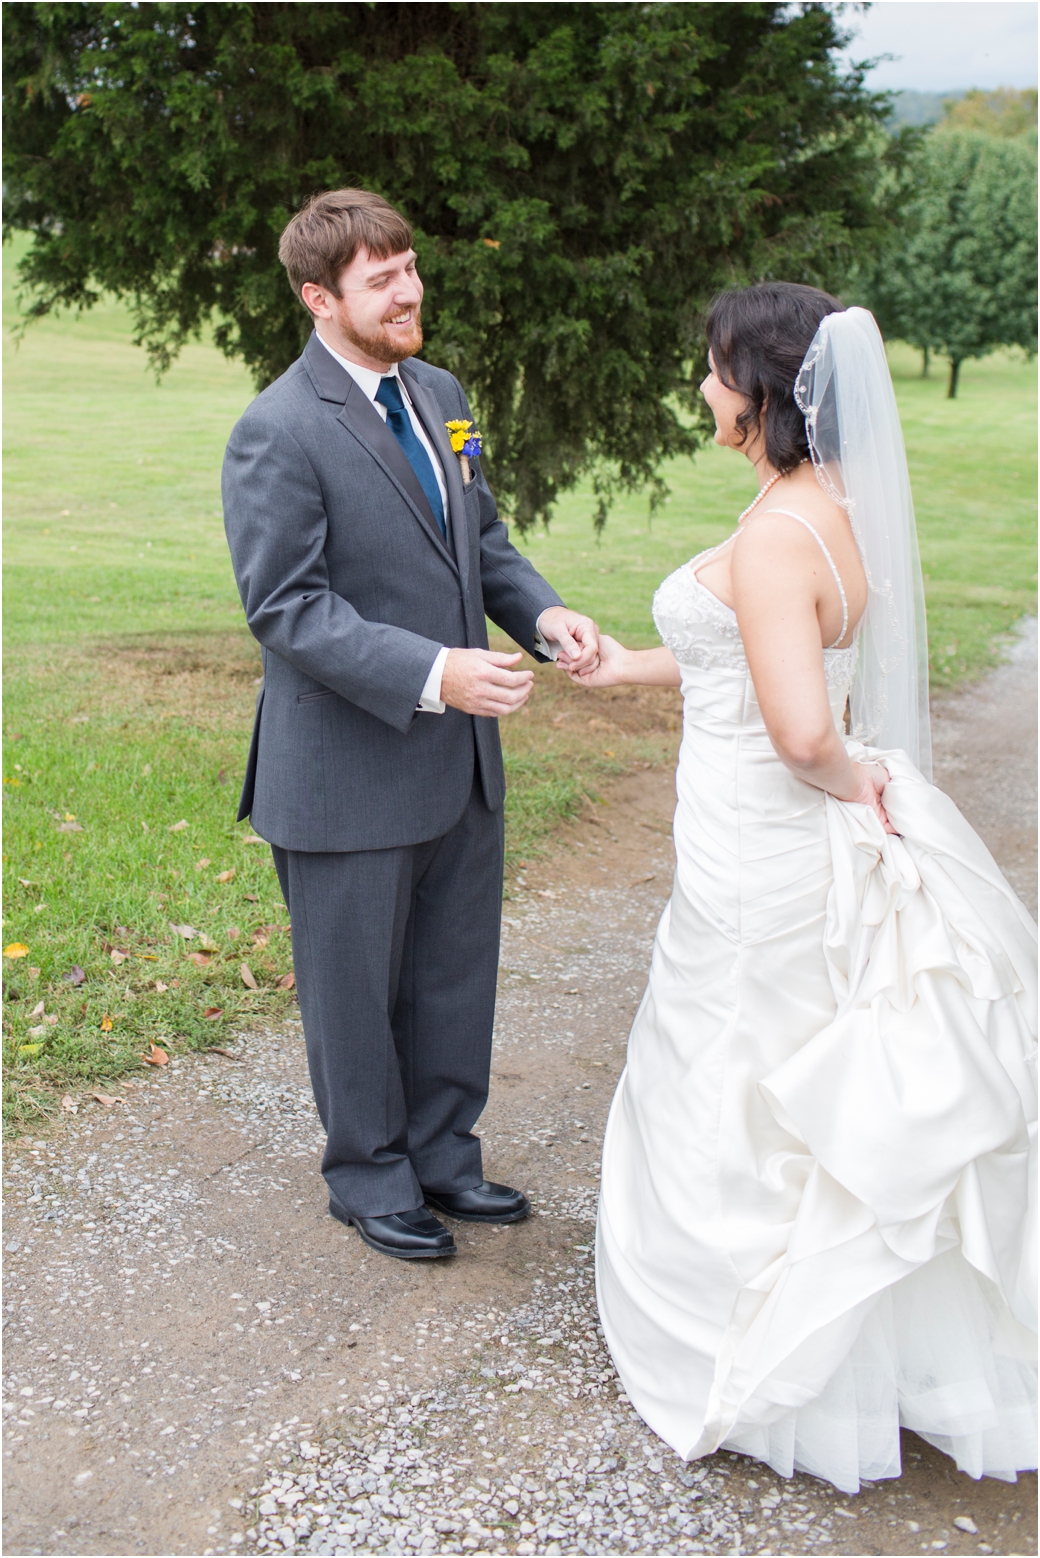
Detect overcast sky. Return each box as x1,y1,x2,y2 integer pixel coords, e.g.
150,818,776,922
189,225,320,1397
835,1,1039,92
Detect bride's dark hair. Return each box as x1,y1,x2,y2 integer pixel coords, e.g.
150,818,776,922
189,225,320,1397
705,282,845,474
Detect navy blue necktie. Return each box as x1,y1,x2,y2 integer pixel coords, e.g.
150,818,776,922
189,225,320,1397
375,375,446,538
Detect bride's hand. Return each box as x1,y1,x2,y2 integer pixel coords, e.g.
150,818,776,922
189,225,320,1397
563,633,628,689
847,761,897,835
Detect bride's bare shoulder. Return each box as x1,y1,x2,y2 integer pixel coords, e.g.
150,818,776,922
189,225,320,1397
736,472,854,555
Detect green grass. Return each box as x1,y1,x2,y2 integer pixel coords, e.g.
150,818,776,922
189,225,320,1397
3,290,248,646
3,230,1036,1123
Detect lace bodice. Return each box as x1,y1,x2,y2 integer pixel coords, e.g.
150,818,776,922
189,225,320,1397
653,556,859,689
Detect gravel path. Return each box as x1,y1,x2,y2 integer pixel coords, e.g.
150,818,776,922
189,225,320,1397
4,633,1036,1558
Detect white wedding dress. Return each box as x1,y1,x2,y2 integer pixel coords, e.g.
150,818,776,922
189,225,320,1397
596,528,1038,1494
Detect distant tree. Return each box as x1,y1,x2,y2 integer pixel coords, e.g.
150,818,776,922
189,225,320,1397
859,129,1037,397
940,87,1038,139
3,2,901,530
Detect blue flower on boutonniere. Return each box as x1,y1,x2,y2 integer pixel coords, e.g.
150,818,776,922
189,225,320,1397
445,419,482,483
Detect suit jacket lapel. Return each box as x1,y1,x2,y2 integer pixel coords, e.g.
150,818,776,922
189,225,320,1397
400,363,471,594
302,335,458,574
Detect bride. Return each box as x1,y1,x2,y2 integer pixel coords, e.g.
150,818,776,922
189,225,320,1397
567,285,1037,1494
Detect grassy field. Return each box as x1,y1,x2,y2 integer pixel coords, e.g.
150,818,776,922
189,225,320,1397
3,237,1036,1124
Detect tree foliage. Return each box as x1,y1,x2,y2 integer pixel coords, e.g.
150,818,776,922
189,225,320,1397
4,2,898,528
859,129,1037,398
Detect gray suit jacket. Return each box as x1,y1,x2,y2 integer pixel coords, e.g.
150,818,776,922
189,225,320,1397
222,334,563,852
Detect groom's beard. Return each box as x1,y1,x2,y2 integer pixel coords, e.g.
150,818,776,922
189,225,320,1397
338,306,424,365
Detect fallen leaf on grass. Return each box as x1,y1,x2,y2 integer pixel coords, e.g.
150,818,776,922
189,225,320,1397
154,980,169,992
44,1014,58,1026
169,923,196,939
100,1014,113,1031
4,944,29,959
227,926,240,940
58,820,84,833
90,1091,124,1107
17,878,33,888
142,1043,169,1067
215,868,236,883
244,893,259,903
190,952,212,966
61,1095,79,1114
21,1039,44,1053
195,858,211,871
276,972,295,990
202,1006,223,1019
240,963,259,990
218,768,227,786
242,834,265,845
110,949,128,965
30,1000,45,1018
168,819,189,833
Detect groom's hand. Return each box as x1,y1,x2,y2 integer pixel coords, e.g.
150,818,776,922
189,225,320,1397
537,606,600,671
441,649,534,717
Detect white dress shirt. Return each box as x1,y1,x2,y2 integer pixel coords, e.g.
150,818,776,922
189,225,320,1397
315,330,559,713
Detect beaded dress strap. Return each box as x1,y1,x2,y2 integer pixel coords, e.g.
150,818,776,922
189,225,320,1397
754,508,850,648
688,533,735,577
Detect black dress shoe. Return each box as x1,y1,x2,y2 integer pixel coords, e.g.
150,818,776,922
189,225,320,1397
329,1200,456,1260
422,1180,531,1223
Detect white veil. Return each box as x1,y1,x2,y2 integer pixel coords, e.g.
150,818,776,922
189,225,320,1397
794,307,932,779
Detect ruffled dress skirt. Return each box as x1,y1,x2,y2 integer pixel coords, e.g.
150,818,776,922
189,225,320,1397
596,654,1037,1493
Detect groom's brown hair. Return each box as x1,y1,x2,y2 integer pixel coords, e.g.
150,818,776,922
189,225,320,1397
279,188,413,301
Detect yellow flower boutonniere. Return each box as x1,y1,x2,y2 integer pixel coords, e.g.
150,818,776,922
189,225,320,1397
445,419,483,484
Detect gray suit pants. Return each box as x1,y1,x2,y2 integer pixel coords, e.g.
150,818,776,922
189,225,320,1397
271,777,503,1218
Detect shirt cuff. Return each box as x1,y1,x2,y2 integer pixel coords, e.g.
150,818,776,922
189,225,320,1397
534,610,561,662
417,646,451,713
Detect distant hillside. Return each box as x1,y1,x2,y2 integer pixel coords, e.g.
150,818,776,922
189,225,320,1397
888,87,1038,137
889,90,965,127
942,88,1038,136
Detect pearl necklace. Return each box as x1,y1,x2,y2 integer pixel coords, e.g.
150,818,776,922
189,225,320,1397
737,470,783,526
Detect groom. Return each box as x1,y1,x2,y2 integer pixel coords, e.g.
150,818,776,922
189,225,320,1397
222,188,599,1261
